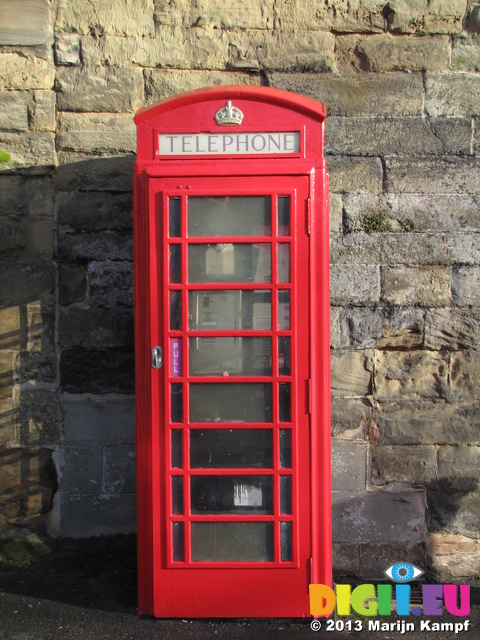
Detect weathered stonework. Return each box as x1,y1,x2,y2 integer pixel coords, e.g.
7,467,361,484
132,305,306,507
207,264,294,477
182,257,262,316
0,0,479,581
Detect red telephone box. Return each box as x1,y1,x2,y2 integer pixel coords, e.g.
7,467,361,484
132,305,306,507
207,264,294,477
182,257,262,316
133,86,331,618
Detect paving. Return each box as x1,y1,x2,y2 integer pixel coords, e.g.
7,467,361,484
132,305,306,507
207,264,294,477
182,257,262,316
0,536,478,640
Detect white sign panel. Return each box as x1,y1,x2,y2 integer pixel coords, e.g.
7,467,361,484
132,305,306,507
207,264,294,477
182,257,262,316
158,131,300,156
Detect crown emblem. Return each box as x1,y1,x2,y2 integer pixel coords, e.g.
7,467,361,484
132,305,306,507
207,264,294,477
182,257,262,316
215,101,244,126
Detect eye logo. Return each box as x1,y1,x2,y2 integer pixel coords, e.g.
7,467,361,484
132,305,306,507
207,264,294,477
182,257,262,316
384,562,424,583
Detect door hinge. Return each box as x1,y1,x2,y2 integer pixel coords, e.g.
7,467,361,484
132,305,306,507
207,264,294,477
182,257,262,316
307,197,312,236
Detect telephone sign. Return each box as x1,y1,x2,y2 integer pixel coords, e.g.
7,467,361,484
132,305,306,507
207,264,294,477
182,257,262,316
133,86,331,618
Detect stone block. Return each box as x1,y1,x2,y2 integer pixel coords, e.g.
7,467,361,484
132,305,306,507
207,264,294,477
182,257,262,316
268,72,424,117
59,447,103,495
273,0,387,33
143,69,260,104
331,350,372,397
332,490,425,543
0,53,54,90
331,232,448,267
0,352,14,399
87,261,134,309
56,0,154,37
381,266,451,307
452,266,480,307
0,396,15,445
28,91,56,132
326,117,445,157
338,306,425,350
450,350,480,403
59,493,136,538
424,308,480,351
427,533,480,579
57,191,133,233
428,117,473,155
0,306,21,350
384,0,465,34
429,490,480,538
56,153,135,192
437,445,480,492
446,233,480,265
331,397,373,437
330,264,380,306
375,350,448,401
378,399,480,445
385,157,480,195
228,29,336,72
59,307,134,349
0,92,29,131
330,194,343,234
14,306,56,383
426,71,480,116
359,542,425,581
452,35,480,72
54,33,81,66
57,231,133,262
56,68,144,113
0,447,56,523
60,347,135,394
14,389,61,446
333,543,360,576
328,157,383,194
0,132,55,174
58,263,87,305
0,0,52,46
62,393,135,446
344,192,480,234
370,444,437,486
332,440,367,492
341,34,450,72
103,446,136,494
0,260,54,308
56,113,136,154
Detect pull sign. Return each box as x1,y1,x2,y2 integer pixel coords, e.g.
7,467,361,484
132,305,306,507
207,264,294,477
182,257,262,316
170,338,182,376
151,346,163,369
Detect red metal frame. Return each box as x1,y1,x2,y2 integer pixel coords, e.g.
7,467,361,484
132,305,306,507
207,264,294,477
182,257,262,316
134,86,330,618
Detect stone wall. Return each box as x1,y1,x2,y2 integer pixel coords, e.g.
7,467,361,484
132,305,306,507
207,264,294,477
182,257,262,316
0,0,479,579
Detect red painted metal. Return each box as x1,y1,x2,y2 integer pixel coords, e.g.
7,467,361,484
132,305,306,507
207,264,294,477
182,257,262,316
133,86,330,618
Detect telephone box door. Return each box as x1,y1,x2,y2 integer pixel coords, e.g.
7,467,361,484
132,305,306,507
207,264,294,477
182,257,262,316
145,174,316,617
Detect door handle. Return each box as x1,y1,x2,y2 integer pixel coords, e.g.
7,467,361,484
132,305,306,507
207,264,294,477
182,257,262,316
151,346,163,369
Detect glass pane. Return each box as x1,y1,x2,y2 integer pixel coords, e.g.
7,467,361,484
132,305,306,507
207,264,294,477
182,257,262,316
188,290,271,331
279,383,291,422
190,383,272,422
278,196,290,236
191,475,273,514
172,522,184,561
172,476,183,514
280,475,292,514
279,429,292,468
189,337,271,376
188,197,271,237
278,337,291,375
190,429,272,468
280,522,292,561
191,522,273,562
188,244,271,283
278,244,290,283
169,197,181,237
171,383,183,422
171,429,183,467
278,290,290,330
170,290,181,330
169,244,181,283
